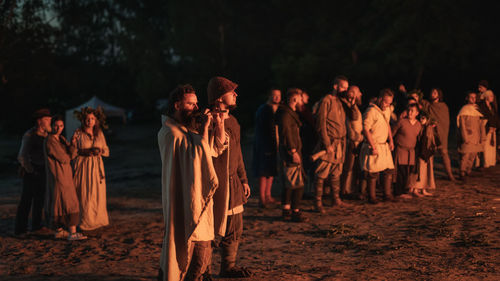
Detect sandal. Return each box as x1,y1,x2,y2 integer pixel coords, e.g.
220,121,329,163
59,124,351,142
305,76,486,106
68,232,87,241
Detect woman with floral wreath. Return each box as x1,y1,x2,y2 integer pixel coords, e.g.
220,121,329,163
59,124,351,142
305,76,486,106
72,107,110,230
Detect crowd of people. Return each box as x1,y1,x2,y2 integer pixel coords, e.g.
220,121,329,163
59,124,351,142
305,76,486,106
253,77,498,218
14,74,497,281
15,107,110,240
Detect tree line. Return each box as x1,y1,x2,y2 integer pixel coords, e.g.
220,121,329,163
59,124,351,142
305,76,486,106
1,0,499,132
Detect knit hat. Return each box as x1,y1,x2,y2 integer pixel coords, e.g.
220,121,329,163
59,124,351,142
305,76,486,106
32,108,51,120
207,76,238,104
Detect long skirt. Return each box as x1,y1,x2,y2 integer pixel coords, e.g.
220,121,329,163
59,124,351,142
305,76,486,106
484,130,496,168
409,157,435,190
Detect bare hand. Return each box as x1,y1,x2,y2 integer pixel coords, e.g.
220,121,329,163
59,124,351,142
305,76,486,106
326,145,334,154
292,151,301,164
203,109,213,133
389,142,394,151
371,146,379,156
92,147,101,156
243,183,251,198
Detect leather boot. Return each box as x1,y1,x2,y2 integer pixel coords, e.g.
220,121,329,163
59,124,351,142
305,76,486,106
383,173,396,202
358,178,367,200
331,177,351,207
367,177,378,204
220,241,252,278
314,178,325,214
442,153,457,182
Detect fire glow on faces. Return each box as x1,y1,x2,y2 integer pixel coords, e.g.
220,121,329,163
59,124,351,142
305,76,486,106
53,120,64,135
85,113,96,129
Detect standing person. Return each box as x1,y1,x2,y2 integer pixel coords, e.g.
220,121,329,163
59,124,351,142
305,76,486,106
276,88,307,222
72,107,109,231
297,91,316,173
44,116,87,240
478,90,498,168
313,75,357,213
478,80,497,111
15,108,52,236
207,77,252,278
409,111,439,196
252,88,281,208
158,84,223,281
340,85,364,199
393,82,408,119
421,88,456,181
457,91,485,181
359,89,396,204
392,104,422,199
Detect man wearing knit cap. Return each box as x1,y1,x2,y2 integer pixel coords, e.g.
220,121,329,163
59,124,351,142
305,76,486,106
207,76,252,278
15,108,52,235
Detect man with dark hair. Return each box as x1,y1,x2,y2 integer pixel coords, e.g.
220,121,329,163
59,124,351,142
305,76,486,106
421,88,456,181
276,88,307,222
207,76,252,278
157,84,224,281
252,88,281,208
313,75,357,213
15,108,52,236
359,89,396,204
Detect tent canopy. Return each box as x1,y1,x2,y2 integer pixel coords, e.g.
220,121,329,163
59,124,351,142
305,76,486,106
65,96,126,139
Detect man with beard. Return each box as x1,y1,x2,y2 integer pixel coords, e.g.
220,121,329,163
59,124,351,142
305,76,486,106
157,84,225,281
421,88,456,181
276,88,307,222
207,76,252,278
340,86,364,199
313,75,357,213
252,88,281,208
15,108,52,236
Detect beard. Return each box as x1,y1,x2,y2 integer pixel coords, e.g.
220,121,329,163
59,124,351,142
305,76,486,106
179,109,196,128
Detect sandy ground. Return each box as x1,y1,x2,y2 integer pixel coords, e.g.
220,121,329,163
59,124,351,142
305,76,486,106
0,124,499,281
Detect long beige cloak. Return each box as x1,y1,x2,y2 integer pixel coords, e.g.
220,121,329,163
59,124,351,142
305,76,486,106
158,116,219,281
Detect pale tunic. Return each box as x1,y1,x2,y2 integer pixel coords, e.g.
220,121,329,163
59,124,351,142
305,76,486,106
483,126,496,168
72,129,109,230
360,104,395,173
409,157,436,190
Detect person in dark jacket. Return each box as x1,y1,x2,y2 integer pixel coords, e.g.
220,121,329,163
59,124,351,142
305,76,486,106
207,76,252,278
276,88,307,222
15,108,52,235
252,88,281,208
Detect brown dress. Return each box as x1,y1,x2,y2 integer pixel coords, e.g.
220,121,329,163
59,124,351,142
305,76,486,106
44,135,80,228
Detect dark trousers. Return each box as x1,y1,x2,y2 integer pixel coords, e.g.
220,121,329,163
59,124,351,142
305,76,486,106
395,164,412,196
15,168,46,234
221,213,243,272
281,187,303,210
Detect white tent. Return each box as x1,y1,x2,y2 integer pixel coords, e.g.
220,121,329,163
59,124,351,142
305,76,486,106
65,96,126,139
